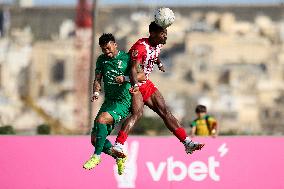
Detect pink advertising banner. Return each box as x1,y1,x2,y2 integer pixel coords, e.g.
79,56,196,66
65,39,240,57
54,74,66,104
0,136,283,189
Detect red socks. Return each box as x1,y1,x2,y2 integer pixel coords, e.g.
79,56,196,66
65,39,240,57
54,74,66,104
116,130,128,145
116,128,187,144
173,127,187,142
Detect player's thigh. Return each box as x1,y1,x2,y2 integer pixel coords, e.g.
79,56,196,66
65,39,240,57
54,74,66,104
91,101,116,135
110,100,131,125
96,101,120,124
145,89,168,115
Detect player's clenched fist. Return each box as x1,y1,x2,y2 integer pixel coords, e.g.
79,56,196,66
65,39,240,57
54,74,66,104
115,76,125,84
129,84,139,94
91,92,99,102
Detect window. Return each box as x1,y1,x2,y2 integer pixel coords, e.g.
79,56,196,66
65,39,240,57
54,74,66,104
51,60,65,83
184,69,194,83
218,70,230,85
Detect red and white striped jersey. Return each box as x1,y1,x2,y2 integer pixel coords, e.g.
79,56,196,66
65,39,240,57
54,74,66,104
129,38,163,81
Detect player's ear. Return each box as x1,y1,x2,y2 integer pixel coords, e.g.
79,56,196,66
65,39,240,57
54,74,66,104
149,31,155,37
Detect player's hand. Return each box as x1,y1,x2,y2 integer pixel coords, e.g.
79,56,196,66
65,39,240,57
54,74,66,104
115,76,125,84
155,58,165,72
91,95,98,102
91,92,99,102
158,65,165,72
129,85,139,94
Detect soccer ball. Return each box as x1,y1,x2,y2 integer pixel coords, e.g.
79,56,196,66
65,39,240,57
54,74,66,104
154,7,175,28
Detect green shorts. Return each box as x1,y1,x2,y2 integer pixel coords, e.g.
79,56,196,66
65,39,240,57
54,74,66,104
91,100,131,135
98,100,131,124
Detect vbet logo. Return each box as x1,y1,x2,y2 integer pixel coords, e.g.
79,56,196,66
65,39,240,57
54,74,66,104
114,141,229,188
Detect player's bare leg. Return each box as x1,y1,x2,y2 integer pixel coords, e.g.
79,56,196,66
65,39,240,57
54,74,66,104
145,90,205,154
112,91,144,158
122,91,144,134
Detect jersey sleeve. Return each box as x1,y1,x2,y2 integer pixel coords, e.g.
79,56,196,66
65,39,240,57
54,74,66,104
190,120,197,127
124,54,131,77
95,56,103,75
129,43,146,63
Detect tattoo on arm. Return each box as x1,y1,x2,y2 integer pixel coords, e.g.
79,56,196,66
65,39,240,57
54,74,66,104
130,61,140,86
93,73,102,93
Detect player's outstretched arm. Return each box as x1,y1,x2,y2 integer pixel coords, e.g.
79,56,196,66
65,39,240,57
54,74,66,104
91,73,102,102
156,57,165,72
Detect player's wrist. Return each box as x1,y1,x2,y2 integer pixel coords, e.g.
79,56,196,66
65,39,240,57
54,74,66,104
93,91,100,96
132,83,139,88
124,76,130,82
158,63,163,68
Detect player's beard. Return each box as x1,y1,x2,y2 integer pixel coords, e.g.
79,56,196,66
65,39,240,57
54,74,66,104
161,37,167,44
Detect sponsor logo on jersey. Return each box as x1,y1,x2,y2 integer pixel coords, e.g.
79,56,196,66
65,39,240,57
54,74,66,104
132,50,138,57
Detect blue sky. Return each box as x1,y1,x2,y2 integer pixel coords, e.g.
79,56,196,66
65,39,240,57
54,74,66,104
2,0,283,6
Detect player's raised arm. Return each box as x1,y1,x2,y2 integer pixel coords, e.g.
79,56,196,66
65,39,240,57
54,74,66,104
91,73,102,102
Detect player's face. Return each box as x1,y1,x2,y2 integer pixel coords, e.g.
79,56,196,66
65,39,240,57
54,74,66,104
100,41,118,58
150,29,168,45
156,29,167,45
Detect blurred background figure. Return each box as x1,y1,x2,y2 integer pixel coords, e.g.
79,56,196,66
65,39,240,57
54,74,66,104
190,105,218,138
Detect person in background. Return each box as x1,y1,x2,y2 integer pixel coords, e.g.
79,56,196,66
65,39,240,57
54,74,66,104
190,105,218,137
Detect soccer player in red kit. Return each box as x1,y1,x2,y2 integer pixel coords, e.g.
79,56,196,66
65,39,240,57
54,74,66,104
113,21,205,157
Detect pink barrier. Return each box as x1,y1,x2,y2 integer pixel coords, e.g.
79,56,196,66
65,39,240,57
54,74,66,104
0,136,283,189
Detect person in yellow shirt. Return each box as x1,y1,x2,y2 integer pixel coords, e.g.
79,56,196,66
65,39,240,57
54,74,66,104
190,105,218,137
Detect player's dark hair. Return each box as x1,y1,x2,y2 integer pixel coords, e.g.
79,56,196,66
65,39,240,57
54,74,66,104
195,105,207,113
149,21,164,33
99,33,115,46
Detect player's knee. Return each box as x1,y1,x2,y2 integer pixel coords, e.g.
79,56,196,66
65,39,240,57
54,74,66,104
96,112,113,124
96,116,108,124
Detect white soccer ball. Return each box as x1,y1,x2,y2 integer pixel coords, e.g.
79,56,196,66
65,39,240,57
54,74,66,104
154,7,175,28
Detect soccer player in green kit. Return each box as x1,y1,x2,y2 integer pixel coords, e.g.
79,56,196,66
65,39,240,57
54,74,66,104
83,33,145,174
